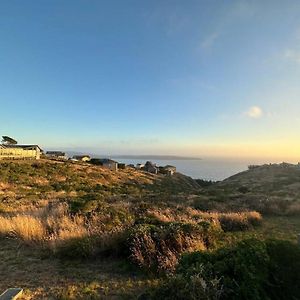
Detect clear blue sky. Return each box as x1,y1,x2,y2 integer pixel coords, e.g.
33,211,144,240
1,0,300,158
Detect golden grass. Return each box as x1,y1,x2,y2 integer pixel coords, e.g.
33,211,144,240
0,204,89,246
0,215,46,243
146,207,262,231
0,216,13,234
0,202,132,256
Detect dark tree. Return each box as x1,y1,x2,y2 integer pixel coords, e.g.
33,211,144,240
1,136,18,145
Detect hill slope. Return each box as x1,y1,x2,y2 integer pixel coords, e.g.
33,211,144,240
200,163,300,215
0,159,200,211
220,163,300,196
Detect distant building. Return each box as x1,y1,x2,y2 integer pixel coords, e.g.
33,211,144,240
136,163,144,169
101,159,118,171
143,161,158,174
46,151,67,160
160,165,176,176
72,155,91,162
118,163,126,169
0,144,42,160
90,158,118,171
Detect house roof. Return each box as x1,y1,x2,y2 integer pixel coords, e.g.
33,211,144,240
164,165,176,169
145,161,156,167
90,158,118,164
46,151,65,156
100,158,118,164
4,144,43,151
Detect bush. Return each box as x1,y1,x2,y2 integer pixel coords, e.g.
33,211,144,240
265,240,300,299
237,186,250,194
218,213,249,231
151,239,300,300
218,212,262,232
149,271,223,300
127,221,221,273
178,239,270,299
54,236,96,259
195,179,216,187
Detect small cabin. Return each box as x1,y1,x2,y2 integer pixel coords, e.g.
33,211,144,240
102,159,118,171
90,158,118,171
118,163,126,169
46,151,67,160
72,155,91,162
160,165,176,176
144,161,158,174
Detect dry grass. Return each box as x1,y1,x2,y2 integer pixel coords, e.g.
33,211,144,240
0,202,134,259
146,207,262,232
0,204,93,248
0,215,46,243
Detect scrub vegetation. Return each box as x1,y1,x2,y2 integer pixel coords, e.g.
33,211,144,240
0,160,299,299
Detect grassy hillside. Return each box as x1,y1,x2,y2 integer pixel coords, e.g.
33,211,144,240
0,160,299,299
221,163,300,196
195,163,300,215
0,159,199,212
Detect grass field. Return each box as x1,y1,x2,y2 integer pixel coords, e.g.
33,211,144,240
0,215,298,299
0,160,299,299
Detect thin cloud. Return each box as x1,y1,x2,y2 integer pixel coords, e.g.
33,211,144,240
200,32,220,49
284,49,300,64
245,106,263,119
199,1,257,51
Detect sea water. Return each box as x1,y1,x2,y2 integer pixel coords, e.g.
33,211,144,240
112,157,287,181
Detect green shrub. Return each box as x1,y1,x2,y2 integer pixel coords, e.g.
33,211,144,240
55,236,96,259
178,239,269,300
151,239,300,300
265,240,300,299
237,186,250,194
195,179,216,187
149,271,223,300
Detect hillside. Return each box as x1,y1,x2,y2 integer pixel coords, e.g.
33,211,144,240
221,163,300,195
199,163,300,215
0,160,299,299
0,159,199,212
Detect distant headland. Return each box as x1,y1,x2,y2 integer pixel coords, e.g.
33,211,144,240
111,155,202,160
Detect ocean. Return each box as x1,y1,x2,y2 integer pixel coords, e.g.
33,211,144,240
111,157,288,181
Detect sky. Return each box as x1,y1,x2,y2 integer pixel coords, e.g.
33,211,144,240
1,0,300,160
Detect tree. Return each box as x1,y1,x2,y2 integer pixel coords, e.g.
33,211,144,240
1,136,18,145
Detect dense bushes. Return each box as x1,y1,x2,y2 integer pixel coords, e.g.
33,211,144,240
127,222,221,273
151,239,300,300
218,211,262,231
266,240,300,299
195,179,216,187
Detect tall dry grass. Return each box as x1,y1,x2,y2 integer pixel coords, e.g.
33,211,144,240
0,202,133,258
0,215,46,243
145,207,262,231
0,204,92,248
